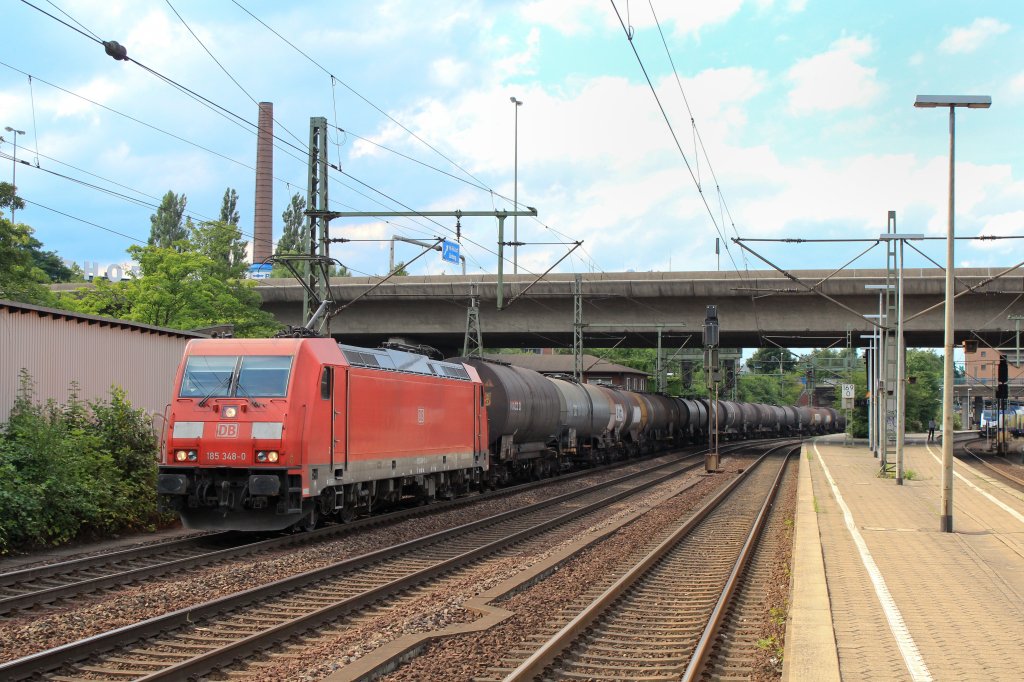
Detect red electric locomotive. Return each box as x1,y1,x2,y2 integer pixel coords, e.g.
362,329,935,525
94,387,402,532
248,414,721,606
157,338,488,531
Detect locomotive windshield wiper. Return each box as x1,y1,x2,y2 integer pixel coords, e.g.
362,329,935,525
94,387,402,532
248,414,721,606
197,375,232,407
234,381,262,408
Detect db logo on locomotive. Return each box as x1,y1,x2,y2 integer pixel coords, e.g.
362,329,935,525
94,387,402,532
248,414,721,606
215,423,238,438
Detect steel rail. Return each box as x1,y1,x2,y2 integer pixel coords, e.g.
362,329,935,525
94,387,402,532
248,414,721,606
682,443,799,681
134,450,720,681
0,532,230,584
0,445,698,614
503,439,800,680
2,442,756,680
961,440,1024,488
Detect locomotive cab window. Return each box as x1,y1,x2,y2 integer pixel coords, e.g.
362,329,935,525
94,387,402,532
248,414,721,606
236,356,293,397
180,355,293,398
320,367,333,399
179,356,236,398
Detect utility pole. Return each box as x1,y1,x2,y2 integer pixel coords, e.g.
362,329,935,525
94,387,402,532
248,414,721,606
703,305,721,473
573,274,583,382
463,282,483,357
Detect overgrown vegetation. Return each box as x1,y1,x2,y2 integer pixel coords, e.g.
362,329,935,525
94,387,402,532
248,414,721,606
0,371,166,555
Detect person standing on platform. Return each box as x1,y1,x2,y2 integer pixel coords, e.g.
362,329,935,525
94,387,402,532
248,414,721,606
928,418,936,442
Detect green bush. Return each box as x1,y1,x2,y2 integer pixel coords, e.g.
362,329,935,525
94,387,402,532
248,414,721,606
0,370,164,555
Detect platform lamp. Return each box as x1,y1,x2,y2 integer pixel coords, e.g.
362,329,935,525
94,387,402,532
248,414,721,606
914,94,991,532
509,96,523,274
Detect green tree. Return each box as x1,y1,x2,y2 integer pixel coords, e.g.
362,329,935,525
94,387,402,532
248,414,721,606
273,193,306,278
0,218,53,305
192,220,248,272
905,349,942,431
148,191,188,249
1,184,53,304
277,193,305,254
1,180,25,214
746,347,798,373
56,232,280,337
219,187,240,225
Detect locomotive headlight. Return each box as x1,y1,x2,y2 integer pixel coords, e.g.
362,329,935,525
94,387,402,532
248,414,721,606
187,450,198,461
267,451,279,462
222,405,238,418
256,451,267,462
175,450,188,462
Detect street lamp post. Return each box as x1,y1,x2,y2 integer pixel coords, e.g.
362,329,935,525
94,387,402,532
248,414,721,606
4,126,25,223
510,97,522,274
914,94,991,532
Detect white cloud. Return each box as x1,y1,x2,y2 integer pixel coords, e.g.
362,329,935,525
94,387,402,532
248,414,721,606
1009,72,1024,98
430,58,469,87
939,17,1010,54
786,36,883,115
909,52,924,66
520,0,743,38
971,211,1024,250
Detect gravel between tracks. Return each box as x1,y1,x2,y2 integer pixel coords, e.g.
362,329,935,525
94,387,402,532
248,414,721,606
0,454,683,664
747,463,797,681
232,459,737,681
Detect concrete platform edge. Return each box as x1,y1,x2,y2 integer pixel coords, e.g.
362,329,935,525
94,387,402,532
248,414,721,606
782,440,840,682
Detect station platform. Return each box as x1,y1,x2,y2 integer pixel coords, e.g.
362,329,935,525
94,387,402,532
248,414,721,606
785,436,1024,681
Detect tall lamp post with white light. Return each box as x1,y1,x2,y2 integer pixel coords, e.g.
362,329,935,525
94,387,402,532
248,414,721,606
510,96,522,274
914,94,991,532
4,126,25,223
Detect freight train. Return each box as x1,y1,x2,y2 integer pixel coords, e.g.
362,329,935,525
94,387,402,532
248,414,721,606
157,338,843,531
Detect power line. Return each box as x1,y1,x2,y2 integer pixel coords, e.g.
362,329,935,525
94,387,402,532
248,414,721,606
164,0,308,152
21,197,147,243
611,0,764,342
229,0,492,192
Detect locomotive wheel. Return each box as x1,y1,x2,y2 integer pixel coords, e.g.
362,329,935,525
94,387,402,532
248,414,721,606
339,504,356,523
299,507,318,532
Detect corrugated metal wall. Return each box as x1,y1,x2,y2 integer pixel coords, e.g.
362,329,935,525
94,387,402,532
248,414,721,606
0,307,195,428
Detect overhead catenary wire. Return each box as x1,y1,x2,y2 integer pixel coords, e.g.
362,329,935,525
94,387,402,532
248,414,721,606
24,0,603,297
230,1,600,275
609,0,766,348
164,0,309,152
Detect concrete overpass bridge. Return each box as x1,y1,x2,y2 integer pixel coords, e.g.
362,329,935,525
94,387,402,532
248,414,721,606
256,267,1024,356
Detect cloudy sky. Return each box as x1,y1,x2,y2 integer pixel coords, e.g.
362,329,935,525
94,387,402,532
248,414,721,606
1,0,1021,280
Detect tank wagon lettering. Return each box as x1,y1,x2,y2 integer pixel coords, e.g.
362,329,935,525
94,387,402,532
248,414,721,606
615,405,625,422
216,423,238,438
510,400,523,412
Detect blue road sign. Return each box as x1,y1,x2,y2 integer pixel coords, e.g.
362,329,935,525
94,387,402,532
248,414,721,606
248,263,272,280
441,240,460,264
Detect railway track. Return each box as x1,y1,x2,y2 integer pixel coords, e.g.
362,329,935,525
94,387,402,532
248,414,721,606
0,447,705,616
0,532,242,614
960,439,1024,491
500,441,799,681
2,442,749,681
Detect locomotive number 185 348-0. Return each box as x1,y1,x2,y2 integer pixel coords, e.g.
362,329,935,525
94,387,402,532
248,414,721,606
207,451,247,461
